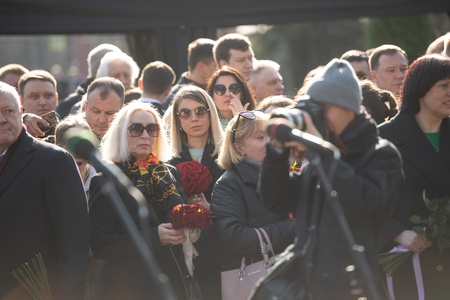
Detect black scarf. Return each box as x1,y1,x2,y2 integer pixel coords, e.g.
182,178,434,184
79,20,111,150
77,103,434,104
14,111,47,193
329,111,378,155
120,154,185,223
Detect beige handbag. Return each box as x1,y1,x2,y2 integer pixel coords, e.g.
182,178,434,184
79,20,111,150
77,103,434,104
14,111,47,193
221,228,278,300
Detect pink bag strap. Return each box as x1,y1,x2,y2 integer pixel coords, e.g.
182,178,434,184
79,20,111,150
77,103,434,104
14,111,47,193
258,228,275,258
238,228,276,275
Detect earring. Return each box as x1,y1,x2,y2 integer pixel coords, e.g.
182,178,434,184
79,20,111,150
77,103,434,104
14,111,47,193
179,127,184,132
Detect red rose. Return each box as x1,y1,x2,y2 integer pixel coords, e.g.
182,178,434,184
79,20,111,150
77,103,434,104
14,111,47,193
176,161,212,197
171,203,212,230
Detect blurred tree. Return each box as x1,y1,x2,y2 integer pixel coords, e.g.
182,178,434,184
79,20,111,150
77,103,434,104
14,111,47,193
366,14,439,61
247,18,365,97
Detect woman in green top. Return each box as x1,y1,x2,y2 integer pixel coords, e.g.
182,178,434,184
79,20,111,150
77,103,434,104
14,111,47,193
378,54,450,300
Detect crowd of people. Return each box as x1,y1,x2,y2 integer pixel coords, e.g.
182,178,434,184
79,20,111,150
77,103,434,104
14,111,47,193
0,30,449,300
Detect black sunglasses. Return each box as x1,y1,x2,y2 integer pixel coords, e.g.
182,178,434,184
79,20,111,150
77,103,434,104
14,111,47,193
177,105,210,120
127,123,160,137
231,111,256,143
213,83,242,96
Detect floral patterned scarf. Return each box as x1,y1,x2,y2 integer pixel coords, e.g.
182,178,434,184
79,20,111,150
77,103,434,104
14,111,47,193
121,154,184,222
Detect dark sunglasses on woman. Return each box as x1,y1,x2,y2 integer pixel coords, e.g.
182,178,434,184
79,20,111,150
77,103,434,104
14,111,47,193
177,105,210,120
213,83,242,96
127,123,160,137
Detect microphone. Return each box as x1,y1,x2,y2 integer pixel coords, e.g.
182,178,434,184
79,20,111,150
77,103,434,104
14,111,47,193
65,129,178,300
267,118,340,160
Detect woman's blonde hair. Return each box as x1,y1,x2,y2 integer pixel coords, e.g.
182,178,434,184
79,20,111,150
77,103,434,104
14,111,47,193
100,100,171,163
217,110,269,170
170,85,223,157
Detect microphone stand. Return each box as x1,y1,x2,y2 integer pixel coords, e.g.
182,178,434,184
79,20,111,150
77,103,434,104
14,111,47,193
306,151,384,300
94,158,177,300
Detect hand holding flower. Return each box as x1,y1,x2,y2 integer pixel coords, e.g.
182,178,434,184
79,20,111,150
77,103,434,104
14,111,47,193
158,223,186,246
192,193,210,210
394,230,433,254
171,203,212,275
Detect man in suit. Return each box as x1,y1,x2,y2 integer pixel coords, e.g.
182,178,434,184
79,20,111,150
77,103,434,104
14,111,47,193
137,61,175,117
0,82,90,299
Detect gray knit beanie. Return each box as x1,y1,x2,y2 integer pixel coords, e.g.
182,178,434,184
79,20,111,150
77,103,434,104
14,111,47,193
304,58,362,114
87,44,122,78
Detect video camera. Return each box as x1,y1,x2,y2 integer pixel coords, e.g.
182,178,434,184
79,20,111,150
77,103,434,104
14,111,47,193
270,95,326,137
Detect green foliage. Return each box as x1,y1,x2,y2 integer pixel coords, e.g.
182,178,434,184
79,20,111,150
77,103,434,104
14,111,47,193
410,192,450,254
11,253,52,300
366,14,438,59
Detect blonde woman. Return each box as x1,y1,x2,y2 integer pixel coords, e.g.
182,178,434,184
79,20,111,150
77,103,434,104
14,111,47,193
168,85,224,299
211,110,295,293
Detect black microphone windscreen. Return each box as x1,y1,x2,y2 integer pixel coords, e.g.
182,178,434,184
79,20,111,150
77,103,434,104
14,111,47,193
66,128,99,160
267,118,296,143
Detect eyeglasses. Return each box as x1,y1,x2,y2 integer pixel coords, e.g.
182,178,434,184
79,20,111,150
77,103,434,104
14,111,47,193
177,105,210,120
127,123,160,137
213,83,242,96
231,111,256,143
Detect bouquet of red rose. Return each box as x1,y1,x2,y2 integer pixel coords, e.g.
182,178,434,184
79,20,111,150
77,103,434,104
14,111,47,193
175,161,212,201
171,203,212,275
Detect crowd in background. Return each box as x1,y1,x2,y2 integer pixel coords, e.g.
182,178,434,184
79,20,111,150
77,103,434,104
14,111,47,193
0,31,450,300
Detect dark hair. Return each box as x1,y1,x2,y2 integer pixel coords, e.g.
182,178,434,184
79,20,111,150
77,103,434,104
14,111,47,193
360,79,393,124
188,38,215,71
87,77,125,103
340,50,369,63
140,61,175,95
369,44,408,71
213,33,252,65
18,69,56,96
206,66,256,110
401,54,450,114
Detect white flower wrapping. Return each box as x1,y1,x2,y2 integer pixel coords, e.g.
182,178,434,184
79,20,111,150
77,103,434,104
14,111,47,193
182,228,201,276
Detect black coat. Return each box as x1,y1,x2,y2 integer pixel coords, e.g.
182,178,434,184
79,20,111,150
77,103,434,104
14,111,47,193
0,132,90,300
169,143,224,300
211,161,296,272
261,116,404,298
378,111,450,300
56,77,92,118
89,162,189,300
169,143,224,202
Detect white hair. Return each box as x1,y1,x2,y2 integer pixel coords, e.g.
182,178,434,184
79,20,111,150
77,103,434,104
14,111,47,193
100,100,171,163
0,81,21,109
96,51,140,85
248,59,281,84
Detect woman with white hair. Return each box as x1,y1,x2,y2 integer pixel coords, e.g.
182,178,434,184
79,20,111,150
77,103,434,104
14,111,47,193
96,51,140,90
89,101,192,300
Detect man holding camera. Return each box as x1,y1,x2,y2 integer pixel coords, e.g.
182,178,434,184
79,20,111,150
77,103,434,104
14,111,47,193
18,70,59,138
259,59,404,299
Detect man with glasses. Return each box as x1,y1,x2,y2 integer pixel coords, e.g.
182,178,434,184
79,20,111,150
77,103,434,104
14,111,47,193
340,50,372,81
213,33,255,80
137,61,176,117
